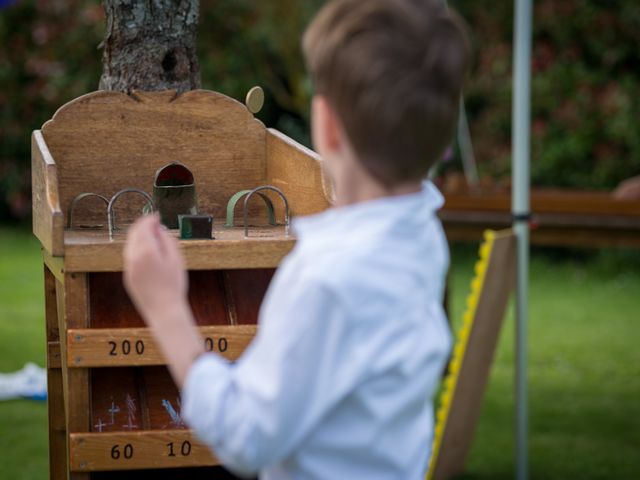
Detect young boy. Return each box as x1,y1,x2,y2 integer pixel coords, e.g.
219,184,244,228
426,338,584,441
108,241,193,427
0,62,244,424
123,0,469,478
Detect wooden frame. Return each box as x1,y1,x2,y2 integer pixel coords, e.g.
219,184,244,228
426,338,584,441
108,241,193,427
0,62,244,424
33,89,331,479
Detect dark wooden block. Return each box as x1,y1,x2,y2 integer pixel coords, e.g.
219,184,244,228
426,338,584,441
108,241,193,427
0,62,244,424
179,214,213,239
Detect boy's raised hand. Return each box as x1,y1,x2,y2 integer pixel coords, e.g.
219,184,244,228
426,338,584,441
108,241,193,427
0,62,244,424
123,214,204,387
123,214,188,322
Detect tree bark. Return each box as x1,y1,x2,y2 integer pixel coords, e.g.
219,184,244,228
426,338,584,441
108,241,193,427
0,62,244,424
100,0,201,93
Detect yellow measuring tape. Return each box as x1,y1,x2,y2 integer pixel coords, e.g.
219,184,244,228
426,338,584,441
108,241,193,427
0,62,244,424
426,230,497,480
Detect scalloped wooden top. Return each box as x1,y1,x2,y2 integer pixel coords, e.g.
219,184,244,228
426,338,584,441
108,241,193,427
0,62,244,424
41,89,268,225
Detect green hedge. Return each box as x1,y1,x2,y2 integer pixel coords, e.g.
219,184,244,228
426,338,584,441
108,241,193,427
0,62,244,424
1,0,639,222
456,0,640,188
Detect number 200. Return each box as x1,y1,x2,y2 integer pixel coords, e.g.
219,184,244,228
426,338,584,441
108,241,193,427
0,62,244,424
108,340,144,356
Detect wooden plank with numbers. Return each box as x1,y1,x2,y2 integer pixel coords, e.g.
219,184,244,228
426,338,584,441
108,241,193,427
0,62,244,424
67,325,257,367
69,430,218,472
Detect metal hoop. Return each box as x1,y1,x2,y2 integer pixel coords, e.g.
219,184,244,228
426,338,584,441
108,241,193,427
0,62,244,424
67,193,109,229
107,189,154,237
242,186,290,238
225,190,277,228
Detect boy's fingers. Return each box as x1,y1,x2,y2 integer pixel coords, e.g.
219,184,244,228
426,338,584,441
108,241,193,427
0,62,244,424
151,218,168,256
126,215,156,251
125,214,163,263
153,219,184,268
126,214,184,272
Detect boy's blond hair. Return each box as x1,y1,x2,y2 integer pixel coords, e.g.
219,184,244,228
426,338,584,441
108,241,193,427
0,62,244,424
303,0,469,186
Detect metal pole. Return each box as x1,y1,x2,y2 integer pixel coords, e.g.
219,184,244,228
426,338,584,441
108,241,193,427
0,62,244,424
458,99,479,186
512,0,532,479
442,0,479,186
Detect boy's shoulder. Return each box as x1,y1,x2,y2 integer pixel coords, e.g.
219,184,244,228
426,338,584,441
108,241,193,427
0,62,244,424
285,198,448,320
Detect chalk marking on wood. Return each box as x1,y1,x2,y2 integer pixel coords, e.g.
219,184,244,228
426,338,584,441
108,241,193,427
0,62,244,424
94,419,106,433
108,398,120,425
123,394,138,430
162,398,186,428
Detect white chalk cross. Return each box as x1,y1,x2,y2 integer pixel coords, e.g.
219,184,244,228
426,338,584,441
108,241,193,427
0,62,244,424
108,398,121,425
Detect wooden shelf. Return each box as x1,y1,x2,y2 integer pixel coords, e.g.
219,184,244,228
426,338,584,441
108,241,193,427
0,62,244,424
69,430,217,472
63,226,294,272
68,325,257,368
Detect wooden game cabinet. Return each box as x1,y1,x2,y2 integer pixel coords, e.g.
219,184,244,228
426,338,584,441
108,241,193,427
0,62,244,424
32,89,331,480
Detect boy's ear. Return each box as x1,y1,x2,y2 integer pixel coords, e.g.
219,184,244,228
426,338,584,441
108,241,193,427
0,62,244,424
311,95,343,155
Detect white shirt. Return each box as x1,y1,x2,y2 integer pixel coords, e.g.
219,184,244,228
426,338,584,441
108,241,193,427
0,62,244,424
182,181,452,479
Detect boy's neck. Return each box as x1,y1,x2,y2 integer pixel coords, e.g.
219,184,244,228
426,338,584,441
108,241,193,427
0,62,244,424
329,151,422,207
334,178,422,207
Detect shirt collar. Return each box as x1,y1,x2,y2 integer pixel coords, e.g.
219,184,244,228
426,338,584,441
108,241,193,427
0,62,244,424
292,181,444,242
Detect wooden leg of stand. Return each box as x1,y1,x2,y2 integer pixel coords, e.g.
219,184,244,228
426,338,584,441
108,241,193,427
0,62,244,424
45,266,67,480
57,272,91,480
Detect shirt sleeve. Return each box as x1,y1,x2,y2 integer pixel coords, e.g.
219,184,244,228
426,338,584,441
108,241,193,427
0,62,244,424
181,279,365,477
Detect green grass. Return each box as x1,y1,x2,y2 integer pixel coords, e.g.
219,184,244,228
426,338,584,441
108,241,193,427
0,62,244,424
0,227,48,480
448,245,640,480
0,228,639,479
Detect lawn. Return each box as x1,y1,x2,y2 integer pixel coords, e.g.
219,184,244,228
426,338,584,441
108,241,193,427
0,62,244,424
0,228,48,480
0,227,639,479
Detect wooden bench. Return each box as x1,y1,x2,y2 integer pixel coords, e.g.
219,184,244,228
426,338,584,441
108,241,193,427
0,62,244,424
440,189,640,248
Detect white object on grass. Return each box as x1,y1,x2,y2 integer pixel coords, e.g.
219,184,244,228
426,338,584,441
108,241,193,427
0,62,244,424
0,362,47,401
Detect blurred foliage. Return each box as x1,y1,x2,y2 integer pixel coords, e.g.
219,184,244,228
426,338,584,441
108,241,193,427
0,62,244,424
198,0,322,146
455,0,640,189
0,0,105,222
1,0,640,222
0,0,324,223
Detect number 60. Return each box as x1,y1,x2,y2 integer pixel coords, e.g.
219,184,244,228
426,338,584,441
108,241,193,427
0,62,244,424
111,443,134,460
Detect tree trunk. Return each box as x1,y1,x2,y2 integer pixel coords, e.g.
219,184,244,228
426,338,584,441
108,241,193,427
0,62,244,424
100,0,201,93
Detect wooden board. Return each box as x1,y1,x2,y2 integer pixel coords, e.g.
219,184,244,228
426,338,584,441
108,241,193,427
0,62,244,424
223,269,275,325
43,247,65,284
91,368,144,432
88,268,273,329
68,325,256,367
441,188,640,248
442,218,640,248
189,270,234,326
89,271,232,329
90,367,194,433
44,266,67,480
41,90,267,227
58,273,92,480
140,367,186,430
430,231,516,480
266,129,333,217
441,209,640,230
48,341,62,369
444,189,640,216
63,226,294,272
89,272,144,329
69,430,218,472
32,130,64,256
